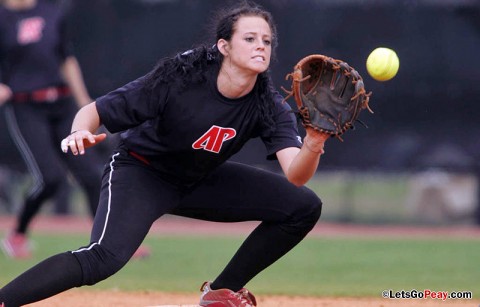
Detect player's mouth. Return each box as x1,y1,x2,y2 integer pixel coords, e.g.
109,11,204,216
252,55,265,62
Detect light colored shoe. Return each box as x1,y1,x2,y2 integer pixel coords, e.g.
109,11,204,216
1,233,32,259
132,244,151,259
199,281,257,307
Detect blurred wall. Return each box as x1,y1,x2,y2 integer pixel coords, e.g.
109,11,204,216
1,0,479,173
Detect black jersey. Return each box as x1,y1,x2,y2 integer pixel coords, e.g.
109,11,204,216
0,0,73,93
96,67,302,185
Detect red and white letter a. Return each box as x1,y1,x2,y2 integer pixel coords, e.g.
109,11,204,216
192,125,236,153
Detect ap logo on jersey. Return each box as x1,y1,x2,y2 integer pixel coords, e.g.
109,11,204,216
17,17,45,45
192,125,236,153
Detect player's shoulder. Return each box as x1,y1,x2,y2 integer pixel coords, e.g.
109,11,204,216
0,6,12,29
38,0,58,9
271,91,292,111
36,0,63,17
0,5,8,15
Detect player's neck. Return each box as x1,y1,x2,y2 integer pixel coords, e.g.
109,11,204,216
217,67,257,99
4,0,36,10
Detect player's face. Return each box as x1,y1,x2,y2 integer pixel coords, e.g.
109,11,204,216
225,16,272,74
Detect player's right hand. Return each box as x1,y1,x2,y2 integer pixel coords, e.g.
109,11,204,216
61,130,107,155
0,83,12,106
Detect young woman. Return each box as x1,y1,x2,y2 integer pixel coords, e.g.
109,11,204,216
0,2,328,306
0,0,102,258
0,0,150,260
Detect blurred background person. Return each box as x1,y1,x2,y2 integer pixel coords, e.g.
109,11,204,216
0,0,149,259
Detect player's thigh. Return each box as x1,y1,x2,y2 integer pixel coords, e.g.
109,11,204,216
90,152,182,253
174,161,321,223
6,104,53,146
5,104,66,181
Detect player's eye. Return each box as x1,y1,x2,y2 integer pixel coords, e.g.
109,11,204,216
263,39,271,46
245,37,254,42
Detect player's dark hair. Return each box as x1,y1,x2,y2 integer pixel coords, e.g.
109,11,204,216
145,1,278,134
213,0,278,58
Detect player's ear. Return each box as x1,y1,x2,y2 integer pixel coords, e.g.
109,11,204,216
217,39,229,56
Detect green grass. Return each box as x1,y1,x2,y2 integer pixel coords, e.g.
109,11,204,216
306,173,411,223
1,233,479,298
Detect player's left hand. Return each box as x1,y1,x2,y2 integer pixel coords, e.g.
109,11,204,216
61,130,106,155
284,54,372,140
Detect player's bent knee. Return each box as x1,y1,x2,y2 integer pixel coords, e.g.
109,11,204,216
300,189,323,229
72,244,128,286
282,188,322,235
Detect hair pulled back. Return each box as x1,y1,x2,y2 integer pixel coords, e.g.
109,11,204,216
145,1,278,133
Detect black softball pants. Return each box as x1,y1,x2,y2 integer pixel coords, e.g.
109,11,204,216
0,148,322,306
4,99,102,234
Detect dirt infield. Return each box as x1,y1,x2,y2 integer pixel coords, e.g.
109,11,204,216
1,215,480,238
24,289,479,307
2,215,479,306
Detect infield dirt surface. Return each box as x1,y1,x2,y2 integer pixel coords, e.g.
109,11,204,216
22,289,480,307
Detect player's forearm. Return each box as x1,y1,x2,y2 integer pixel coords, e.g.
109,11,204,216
292,130,329,184
61,56,92,107
277,143,323,186
71,101,101,134
278,131,327,186
285,147,321,186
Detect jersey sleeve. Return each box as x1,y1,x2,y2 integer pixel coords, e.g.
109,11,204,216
261,93,303,160
95,75,166,133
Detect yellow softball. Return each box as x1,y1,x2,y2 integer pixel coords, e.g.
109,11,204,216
366,47,399,81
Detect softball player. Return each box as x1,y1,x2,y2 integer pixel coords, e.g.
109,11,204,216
0,0,102,259
0,2,329,306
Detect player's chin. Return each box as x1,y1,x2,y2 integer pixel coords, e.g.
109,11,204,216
250,62,269,74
